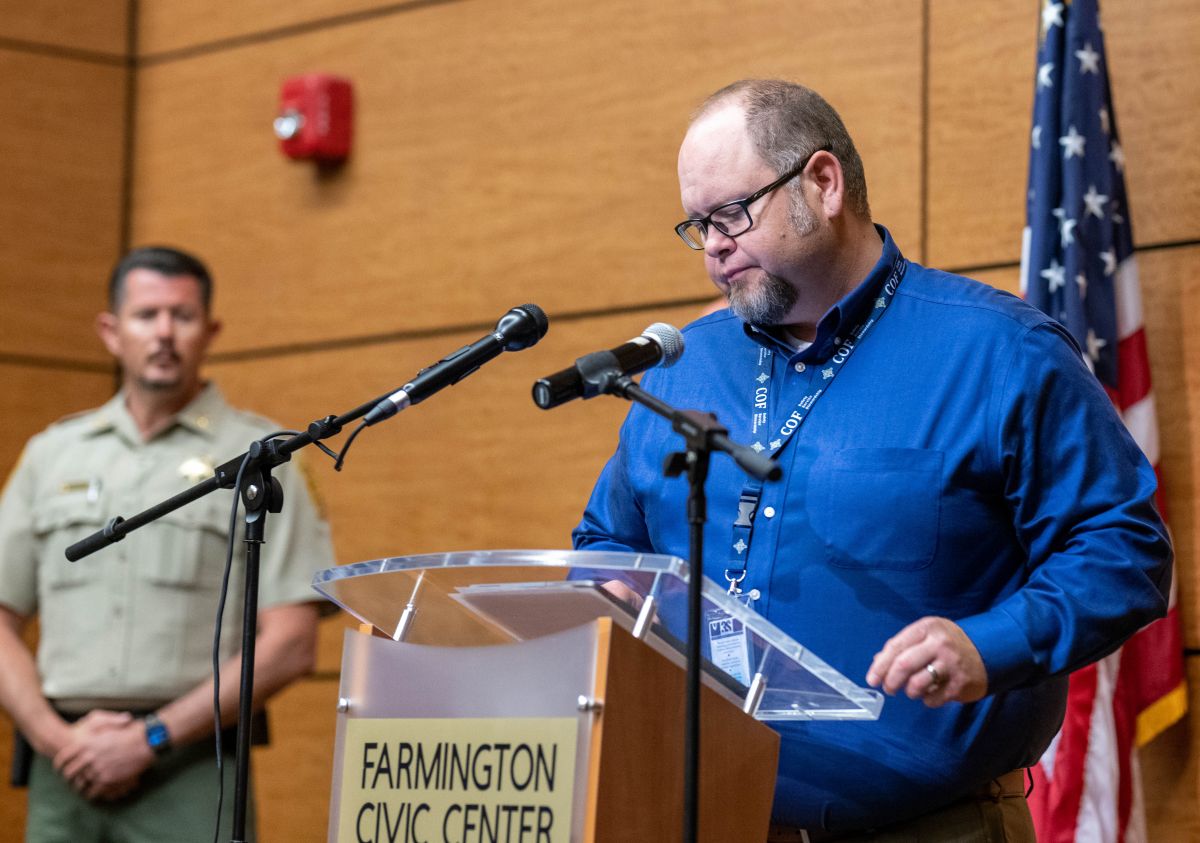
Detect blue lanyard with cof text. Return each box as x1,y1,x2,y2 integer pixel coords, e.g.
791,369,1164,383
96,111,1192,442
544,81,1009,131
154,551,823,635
725,254,908,601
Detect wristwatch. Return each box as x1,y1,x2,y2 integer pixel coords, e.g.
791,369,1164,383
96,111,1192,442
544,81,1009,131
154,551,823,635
143,713,172,756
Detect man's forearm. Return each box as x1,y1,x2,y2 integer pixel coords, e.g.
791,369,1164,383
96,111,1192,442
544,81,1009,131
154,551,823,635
0,607,71,757
155,602,319,749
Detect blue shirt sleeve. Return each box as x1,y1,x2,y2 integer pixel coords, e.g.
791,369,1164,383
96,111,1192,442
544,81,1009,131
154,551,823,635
957,321,1172,693
572,409,655,554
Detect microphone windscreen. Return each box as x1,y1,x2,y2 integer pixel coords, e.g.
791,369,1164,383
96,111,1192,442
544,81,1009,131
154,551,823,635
643,322,685,367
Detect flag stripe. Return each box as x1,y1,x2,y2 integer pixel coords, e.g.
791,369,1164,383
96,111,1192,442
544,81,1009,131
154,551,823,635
1115,258,1142,341
1116,331,1152,411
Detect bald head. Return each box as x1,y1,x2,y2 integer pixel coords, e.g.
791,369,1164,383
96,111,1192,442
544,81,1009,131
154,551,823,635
692,79,870,219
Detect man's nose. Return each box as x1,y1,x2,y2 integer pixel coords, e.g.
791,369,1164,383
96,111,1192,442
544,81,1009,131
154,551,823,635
154,311,175,338
703,226,736,258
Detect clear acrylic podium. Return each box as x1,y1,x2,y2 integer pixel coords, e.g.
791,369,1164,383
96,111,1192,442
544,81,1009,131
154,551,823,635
313,550,883,842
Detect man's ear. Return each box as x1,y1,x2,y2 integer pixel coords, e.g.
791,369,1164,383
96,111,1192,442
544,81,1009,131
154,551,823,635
95,312,121,357
205,318,223,347
809,150,845,219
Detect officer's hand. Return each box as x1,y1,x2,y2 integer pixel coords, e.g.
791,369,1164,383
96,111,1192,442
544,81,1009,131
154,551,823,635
54,716,152,801
73,709,134,735
865,616,988,708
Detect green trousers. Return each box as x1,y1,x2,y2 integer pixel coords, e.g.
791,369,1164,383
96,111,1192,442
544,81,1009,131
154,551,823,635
26,742,257,843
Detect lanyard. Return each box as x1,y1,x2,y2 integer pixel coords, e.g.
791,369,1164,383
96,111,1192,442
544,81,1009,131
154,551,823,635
725,254,907,594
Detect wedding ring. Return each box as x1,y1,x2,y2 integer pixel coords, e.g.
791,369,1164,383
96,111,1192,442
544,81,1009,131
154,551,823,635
924,663,942,688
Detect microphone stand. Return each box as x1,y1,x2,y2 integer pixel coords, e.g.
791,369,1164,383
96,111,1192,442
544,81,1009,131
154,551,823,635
64,388,401,843
587,362,780,843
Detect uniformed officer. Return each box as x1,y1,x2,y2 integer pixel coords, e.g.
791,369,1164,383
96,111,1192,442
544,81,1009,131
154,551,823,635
0,246,337,842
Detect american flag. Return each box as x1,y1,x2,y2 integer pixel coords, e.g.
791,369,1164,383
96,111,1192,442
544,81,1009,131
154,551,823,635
1020,1,1187,840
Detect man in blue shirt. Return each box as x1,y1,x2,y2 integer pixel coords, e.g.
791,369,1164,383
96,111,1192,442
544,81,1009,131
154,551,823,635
573,80,1171,841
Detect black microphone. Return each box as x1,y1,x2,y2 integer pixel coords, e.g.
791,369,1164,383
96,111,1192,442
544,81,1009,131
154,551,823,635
532,322,684,410
365,304,548,426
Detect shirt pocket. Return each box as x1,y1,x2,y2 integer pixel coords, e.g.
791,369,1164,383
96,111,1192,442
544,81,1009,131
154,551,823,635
805,448,942,571
140,496,232,588
31,497,106,589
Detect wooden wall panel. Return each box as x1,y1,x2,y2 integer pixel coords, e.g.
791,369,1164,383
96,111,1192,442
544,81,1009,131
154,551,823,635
0,365,114,482
130,0,922,355
138,0,392,56
0,50,125,364
1141,658,1200,841
926,0,1038,269
254,677,340,841
1104,0,1200,247
1141,245,1200,647
928,0,1200,270
0,1,127,55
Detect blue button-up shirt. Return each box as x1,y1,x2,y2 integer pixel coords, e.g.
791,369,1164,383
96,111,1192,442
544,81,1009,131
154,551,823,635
573,226,1170,830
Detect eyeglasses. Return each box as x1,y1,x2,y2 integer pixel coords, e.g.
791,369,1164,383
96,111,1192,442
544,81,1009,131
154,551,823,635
674,146,830,250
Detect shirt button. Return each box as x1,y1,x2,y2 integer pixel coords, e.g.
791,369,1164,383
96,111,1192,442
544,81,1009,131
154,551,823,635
794,362,806,373
763,507,776,518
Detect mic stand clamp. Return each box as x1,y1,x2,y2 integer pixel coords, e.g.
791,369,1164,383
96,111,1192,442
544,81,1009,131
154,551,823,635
601,373,779,843
575,349,628,400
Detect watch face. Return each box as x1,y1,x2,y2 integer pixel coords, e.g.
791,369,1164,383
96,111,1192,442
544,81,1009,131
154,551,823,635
147,725,168,747
144,716,171,753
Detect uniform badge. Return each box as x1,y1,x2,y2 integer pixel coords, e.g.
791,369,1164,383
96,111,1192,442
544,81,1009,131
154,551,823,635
178,456,215,483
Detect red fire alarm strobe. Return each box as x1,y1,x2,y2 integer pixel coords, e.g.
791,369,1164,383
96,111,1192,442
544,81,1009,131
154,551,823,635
274,74,353,161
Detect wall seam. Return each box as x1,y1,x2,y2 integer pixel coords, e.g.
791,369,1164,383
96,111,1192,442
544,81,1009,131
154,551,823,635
919,0,930,265
0,36,123,65
118,0,138,255
138,0,474,66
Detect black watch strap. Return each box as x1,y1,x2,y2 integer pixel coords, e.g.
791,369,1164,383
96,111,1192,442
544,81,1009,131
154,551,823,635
143,712,172,756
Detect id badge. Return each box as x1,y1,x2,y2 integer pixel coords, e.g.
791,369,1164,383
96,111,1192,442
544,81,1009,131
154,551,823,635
706,608,753,686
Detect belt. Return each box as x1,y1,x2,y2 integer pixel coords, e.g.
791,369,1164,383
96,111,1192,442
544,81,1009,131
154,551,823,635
767,769,1029,843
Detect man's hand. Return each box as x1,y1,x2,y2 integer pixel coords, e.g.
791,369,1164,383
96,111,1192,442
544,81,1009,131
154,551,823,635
865,617,988,708
601,580,644,610
53,711,153,801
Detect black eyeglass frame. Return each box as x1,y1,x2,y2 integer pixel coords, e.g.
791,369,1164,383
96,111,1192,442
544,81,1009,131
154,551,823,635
674,145,832,250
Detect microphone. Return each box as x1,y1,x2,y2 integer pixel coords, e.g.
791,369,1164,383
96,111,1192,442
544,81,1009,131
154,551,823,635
532,322,684,410
364,304,548,426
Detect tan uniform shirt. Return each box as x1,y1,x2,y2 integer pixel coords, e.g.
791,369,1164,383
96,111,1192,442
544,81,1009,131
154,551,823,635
0,383,336,707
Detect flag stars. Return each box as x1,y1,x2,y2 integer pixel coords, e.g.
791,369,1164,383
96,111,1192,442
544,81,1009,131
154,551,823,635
1060,217,1077,248
1052,207,1077,248
1032,125,1043,150
1109,141,1126,172
1076,273,1088,300
1041,259,1066,293
1101,248,1117,276
1099,107,1111,135
1042,1,1064,33
1082,185,1108,219
1038,63,1055,89
1086,329,1108,362
1111,199,1125,225
1060,125,1086,159
1075,42,1101,74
